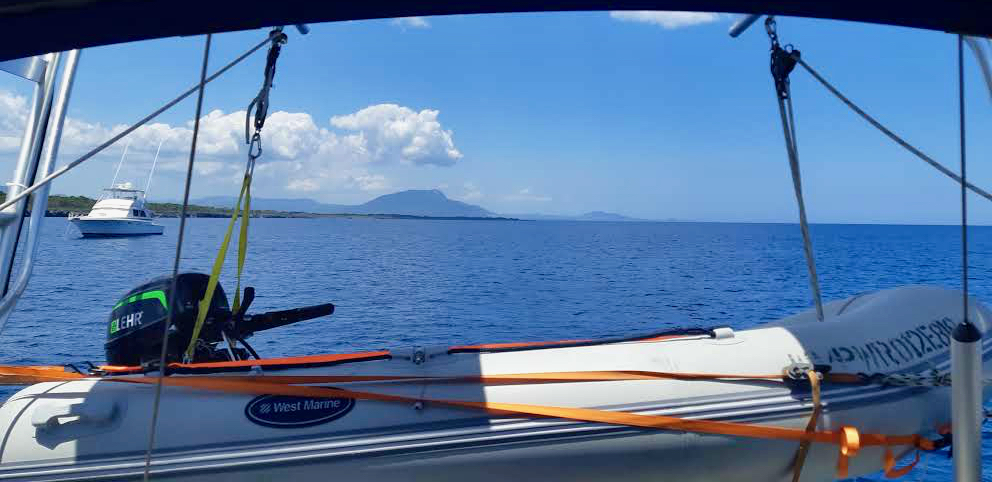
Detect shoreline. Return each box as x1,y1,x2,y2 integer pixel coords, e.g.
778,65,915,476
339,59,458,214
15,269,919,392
44,210,522,221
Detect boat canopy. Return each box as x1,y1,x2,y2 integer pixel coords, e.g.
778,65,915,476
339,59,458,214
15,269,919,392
102,186,144,198
0,0,988,62
103,188,145,193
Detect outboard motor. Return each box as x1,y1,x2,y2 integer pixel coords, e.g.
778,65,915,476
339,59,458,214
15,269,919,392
105,272,334,366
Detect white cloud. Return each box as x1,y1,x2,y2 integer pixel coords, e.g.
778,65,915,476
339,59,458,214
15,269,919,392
457,182,483,201
0,91,27,152
608,11,724,29
347,173,389,192
0,90,462,197
331,104,462,166
286,178,319,192
505,188,551,202
391,17,431,29
193,161,225,176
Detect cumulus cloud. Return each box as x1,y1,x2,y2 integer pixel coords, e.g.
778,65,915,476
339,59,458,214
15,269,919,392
391,17,431,29
193,161,226,177
348,173,389,192
286,178,319,192
505,188,551,202
609,11,724,29
457,182,483,201
0,91,27,152
331,104,462,166
0,90,462,196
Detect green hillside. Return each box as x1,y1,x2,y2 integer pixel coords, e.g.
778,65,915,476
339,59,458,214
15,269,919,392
0,192,518,220
0,192,277,218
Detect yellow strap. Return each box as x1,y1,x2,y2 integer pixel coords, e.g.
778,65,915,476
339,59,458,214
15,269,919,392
232,179,250,312
184,171,252,360
790,369,822,482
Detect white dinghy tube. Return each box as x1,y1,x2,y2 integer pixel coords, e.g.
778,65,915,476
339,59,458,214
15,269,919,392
0,285,988,481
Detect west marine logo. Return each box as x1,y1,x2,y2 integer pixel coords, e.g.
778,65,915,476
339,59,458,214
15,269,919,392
245,394,355,428
109,311,143,334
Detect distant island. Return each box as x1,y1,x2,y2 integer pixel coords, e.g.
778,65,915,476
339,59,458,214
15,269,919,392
190,190,648,221
507,211,647,222
191,189,496,218
2,188,647,222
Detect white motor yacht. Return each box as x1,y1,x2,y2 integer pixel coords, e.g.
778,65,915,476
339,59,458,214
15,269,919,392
69,184,164,237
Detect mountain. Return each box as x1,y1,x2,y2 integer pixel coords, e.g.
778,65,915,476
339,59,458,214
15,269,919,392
191,196,350,214
357,190,493,217
189,190,647,221
191,189,495,218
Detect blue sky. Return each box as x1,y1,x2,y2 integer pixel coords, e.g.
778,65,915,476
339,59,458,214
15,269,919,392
0,12,990,223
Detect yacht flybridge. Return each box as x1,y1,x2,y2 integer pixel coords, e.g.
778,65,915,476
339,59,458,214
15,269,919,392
69,184,164,237
0,3,987,482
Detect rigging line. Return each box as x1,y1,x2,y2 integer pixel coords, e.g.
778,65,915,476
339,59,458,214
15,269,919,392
783,88,824,323
108,138,129,189
766,17,824,322
777,86,824,322
144,138,163,195
0,31,280,215
959,34,968,327
143,33,212,482
963,37,992,101
795,57,992,203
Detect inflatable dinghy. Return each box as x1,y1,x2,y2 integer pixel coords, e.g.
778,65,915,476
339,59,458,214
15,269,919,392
0,276,987,482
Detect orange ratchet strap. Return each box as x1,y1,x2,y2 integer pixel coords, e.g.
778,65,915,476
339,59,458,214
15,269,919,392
97,351,393,373
0,365,786,385
0,365,83,384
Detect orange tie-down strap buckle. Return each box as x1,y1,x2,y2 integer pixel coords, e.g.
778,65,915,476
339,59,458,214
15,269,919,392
0,364,934,480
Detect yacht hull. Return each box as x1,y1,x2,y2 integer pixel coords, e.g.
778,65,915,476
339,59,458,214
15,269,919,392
0,286,987,481
70,218,164,237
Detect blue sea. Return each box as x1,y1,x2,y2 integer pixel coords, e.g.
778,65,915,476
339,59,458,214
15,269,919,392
3,217,992,480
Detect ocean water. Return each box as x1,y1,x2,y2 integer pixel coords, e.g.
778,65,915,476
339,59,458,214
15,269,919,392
2,217,991,480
